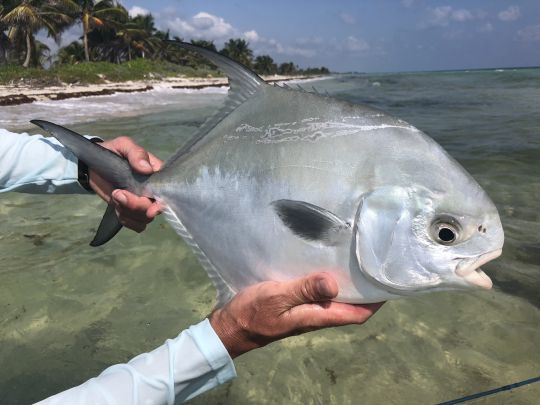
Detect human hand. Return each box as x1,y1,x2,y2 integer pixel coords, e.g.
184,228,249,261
209,273,384,358
88,136,163,233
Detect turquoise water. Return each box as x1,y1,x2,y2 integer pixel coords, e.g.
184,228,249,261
0,70,539,404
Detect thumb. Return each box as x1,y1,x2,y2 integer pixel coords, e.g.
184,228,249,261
286,273,338,307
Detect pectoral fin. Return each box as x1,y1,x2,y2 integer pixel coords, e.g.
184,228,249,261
271,199,351,246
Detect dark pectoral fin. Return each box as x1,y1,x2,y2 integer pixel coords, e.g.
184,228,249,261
90,203,123,247
271,199,351,246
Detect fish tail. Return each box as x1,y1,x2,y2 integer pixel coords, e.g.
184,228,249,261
31,119,151,246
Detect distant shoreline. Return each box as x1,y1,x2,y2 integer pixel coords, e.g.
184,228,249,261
0,75,323,107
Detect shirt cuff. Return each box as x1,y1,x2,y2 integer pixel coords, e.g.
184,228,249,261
76,136,103,193
188,319,237,385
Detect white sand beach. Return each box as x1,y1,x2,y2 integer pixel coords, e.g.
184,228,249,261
0,74,319,106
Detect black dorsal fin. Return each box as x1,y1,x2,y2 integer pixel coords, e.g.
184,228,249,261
162,42,267,168
272,199,351,246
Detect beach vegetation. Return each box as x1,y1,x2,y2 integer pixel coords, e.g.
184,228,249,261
0,0,73,67
220,38,253,68
254,55,277,75
0,0,330,82
57,40,85,64
70,0,128,62
0,57,219,85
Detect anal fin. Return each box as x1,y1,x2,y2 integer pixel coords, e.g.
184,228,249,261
161,204,235,307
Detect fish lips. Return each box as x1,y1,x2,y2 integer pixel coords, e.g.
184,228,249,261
455,249,503,290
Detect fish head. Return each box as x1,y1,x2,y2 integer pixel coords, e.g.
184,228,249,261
354,183,504,294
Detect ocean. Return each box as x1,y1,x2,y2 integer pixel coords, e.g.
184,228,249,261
0,70,539,404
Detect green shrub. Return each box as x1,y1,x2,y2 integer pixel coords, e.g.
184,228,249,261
0,60,221,85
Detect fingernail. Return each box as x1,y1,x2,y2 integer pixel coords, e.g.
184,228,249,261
139,160,152,171
317,279,334,299
113,190,127,204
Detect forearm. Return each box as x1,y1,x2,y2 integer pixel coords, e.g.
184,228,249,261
37,319,236,404
0,129,89,194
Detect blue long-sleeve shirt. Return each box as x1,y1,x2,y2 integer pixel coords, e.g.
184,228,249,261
38,319,236,404
0,129,86,193
0,129,236,403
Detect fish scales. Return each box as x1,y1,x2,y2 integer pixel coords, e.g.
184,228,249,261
32,42,504,306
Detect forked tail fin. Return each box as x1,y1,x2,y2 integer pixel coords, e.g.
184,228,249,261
31,119,151,246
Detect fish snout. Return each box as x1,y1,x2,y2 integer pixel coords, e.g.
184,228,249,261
455,249,502,289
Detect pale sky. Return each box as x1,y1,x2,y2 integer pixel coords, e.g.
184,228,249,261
42,0,540,72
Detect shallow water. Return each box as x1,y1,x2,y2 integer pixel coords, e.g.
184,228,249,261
0,70,539,404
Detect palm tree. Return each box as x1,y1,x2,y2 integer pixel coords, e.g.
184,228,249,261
32,38,51,67
254,55,277,75
60,0,127,62
130,12,156,36
0,0,20,64
1,0,73,67
123,13,161,60
57,40,85,64
220,38,253,67
190,39,217,52
0,4,9,64
116,22,145,61
278,62,298,75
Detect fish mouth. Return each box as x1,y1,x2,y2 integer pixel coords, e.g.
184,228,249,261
455,249,502,290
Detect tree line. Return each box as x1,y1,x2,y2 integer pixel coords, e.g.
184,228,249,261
0,0,329,76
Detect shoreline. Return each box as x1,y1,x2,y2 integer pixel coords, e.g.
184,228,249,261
0,75,322,107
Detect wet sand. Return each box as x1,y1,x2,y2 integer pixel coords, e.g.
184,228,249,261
0,74,318,106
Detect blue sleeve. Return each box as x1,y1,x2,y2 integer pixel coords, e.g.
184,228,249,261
0,128,88,194
36,319,237,404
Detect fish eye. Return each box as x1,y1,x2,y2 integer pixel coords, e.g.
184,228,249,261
431,217,460,245
438,227,456,243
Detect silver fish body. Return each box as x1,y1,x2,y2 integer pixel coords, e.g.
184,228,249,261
33,43,504,306
150,85,503,304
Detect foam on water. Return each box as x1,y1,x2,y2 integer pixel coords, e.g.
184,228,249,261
0,85,228,131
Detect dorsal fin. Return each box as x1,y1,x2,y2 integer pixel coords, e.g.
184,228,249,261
170,42,265,95
163,42,267,168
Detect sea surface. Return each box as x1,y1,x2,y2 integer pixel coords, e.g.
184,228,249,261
0,70,539,404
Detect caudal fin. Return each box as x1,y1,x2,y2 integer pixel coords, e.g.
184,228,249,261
91,203,123,246
31,120,150,246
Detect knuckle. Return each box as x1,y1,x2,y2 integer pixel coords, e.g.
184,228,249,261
116,136,132,144
299,282,314,301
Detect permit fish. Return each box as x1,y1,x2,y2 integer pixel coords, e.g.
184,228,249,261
31,42,504,306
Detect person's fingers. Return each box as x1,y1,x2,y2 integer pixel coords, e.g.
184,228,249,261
112,190,152,214
148,152,163,171
113,190,162,221
112,190,154,224
288,301,384,330
117,216,147,233
283,272,339,307
111,136,154,175
146,202,163,219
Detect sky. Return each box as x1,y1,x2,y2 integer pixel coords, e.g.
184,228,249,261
43,0,540,72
